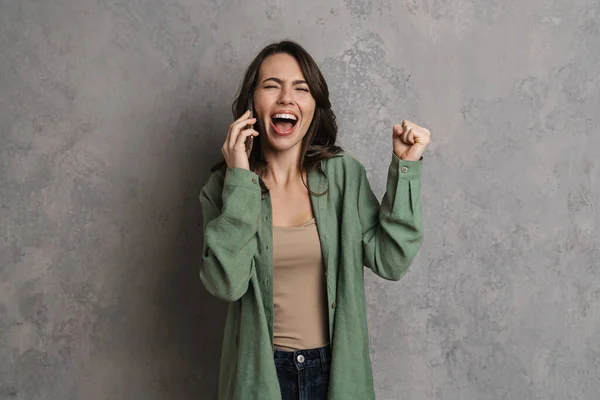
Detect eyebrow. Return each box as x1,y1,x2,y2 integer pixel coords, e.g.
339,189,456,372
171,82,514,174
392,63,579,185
261,77,308,86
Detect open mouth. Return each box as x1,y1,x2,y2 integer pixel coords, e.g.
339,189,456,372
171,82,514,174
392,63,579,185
270,113,298,135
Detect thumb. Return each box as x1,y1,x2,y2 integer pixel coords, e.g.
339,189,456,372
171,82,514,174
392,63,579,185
393,124,404,136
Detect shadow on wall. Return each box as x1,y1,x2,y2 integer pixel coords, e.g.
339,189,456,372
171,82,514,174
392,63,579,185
1,96,233,398
144,100,231,398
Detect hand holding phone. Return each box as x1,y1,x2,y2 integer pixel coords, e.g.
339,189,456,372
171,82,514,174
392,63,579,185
222,107,257,171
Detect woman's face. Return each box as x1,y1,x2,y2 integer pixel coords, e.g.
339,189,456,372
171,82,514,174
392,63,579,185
253,53,316,154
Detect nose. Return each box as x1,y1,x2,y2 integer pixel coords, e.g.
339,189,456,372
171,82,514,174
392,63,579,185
276,85,294,105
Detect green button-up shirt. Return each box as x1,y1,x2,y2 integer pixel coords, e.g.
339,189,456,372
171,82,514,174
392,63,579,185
199,152,424,399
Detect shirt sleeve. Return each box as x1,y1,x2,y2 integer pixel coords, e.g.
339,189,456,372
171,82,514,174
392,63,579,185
199,167,262,301
359,152,424,280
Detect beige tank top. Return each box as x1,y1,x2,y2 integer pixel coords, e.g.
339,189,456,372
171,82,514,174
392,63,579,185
272,218,329,351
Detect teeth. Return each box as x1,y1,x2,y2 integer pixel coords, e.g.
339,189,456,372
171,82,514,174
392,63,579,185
272,113,297,121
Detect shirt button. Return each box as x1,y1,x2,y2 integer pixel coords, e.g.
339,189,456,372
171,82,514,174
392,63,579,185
331,302,336,309
297,355,305,363
265,216,269,221
252,178,258,184
400,166,409,173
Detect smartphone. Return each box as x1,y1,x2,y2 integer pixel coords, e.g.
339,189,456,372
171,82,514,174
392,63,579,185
245,95,254,157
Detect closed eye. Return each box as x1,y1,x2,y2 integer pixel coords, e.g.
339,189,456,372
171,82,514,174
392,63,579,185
264,85,309,92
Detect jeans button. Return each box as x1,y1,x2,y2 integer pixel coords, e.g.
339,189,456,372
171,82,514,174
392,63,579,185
297,355,305,363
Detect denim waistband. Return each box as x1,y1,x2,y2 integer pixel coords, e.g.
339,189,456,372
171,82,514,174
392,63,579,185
273,344,331,371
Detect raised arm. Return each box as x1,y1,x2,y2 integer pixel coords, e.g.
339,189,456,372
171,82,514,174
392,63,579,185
359,153,424,280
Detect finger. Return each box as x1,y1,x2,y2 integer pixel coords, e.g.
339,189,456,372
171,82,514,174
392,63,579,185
393,124,404,136
403,120,420,129
401,125,412,143
228,118,257,148
235,129,259,153
400,121,412,138
234,128,259,150
415,130,430,145
228,113,256,141
403,121,424,139
231,116,256,132
407,128,415,144
231,109,252,126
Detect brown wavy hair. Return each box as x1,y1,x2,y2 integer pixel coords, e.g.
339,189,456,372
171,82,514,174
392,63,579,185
211,40,343,177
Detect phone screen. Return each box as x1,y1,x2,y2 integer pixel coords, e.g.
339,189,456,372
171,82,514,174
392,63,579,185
245,96,254,156
248,96,254,119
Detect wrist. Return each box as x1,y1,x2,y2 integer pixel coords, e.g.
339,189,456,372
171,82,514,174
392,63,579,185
393,151,424,162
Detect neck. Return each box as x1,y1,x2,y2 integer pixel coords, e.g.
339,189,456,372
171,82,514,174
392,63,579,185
260,144,304,187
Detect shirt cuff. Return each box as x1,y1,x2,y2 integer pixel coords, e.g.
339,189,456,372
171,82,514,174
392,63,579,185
389,152,423,181
224,167,261,191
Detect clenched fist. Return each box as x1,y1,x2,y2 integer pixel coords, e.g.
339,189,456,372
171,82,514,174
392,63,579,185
392,120,431,161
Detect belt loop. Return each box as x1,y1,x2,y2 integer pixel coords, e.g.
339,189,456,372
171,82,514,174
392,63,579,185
319,346,327,373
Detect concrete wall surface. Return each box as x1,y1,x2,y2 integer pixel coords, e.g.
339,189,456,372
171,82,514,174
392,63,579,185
1,0,598,399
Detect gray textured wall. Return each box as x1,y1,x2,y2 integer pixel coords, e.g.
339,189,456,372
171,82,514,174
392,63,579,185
1,0,598,399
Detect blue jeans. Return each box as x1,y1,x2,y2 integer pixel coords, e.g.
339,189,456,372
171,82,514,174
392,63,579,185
274,344,331,400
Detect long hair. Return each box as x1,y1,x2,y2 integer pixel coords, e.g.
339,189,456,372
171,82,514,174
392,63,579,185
211,40,343,178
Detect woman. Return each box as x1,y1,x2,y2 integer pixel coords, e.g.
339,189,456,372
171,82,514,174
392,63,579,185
200,40,430,400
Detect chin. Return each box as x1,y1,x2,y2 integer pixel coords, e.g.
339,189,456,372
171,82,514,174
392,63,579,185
264,128,306,153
